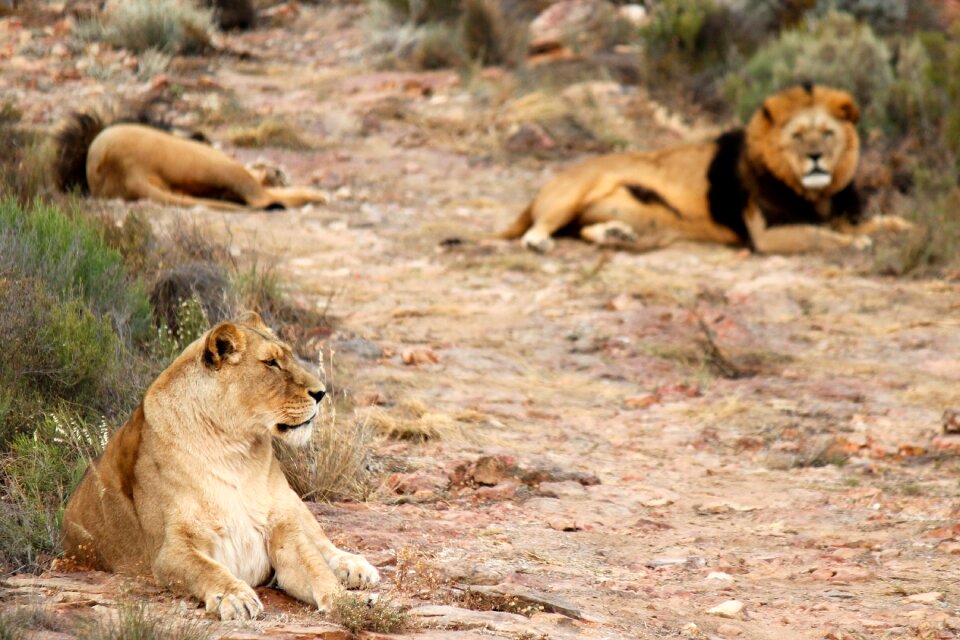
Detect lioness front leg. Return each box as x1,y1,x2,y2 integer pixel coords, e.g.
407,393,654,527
153,530,264,621
293,500,380,590
269,518,342,613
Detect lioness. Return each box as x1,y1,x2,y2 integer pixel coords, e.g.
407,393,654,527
502,83,912,254
62,313,379,620
53,110,328,211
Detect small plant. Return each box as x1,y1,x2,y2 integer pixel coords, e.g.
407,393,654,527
226,118,313,150
78,0,214,54
331,593,408,635
275,351,379,502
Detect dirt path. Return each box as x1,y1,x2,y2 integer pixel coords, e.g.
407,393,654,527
3,4,960,639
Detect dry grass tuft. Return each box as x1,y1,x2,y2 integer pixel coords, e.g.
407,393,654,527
77,601,213,640
226,118,313,150
330,593,408,635
362,399,476,442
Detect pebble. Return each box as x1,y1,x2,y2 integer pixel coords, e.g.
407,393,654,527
906,591,944,604
706,571,735,583
716,623,743,637
707,600,744,619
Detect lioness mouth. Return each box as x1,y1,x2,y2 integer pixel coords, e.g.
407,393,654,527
277,419,312,432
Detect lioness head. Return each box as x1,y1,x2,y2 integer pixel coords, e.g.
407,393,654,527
179,312,325,447
745,83,860,199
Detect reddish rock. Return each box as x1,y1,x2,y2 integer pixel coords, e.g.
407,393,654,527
475,479,520,501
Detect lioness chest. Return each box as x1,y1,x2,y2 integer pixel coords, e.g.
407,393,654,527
206,484,273,587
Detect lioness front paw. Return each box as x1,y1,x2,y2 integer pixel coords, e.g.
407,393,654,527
521,228,555,253
327,552,380,589
206,582,264,621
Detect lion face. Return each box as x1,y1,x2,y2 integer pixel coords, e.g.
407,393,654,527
745,84,860,199
199,313,325,448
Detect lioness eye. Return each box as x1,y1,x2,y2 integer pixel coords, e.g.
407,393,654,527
266,359,280,369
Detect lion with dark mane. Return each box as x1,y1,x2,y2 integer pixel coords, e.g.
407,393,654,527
502,84,912,254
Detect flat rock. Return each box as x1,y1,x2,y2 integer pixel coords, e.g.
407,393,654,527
707,600,745,619
906,591,944,604
464,584,585,620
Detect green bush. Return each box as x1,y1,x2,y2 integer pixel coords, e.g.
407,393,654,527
725,12,893,128
79,0,214,54
642,0,740,70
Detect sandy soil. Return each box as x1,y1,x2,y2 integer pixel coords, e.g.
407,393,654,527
2,4,960,639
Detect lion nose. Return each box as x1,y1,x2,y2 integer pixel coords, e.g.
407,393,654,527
309,389,326,403
809,153,823,163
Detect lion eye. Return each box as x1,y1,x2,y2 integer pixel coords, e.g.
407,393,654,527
265,358,281,369
792,131,803,141
823,130,835,138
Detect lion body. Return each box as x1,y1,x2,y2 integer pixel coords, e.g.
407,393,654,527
54,115,327,211
505,84,912,253
62,314,379,620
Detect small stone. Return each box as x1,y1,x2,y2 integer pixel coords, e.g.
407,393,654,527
546,516,580,531
707,600,744,619
944,409,960,434
641,497,673,508
907,591,944,604
624,394,659,409
681,622,702,637
707,571,735,583
475,480,519,501
538,480,587,499
401,346,439,366
716,623,743,637
473,455,514,486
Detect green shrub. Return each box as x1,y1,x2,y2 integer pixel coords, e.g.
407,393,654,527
79,0,214,54
725,11,893,128
642,0,740,70
0,415,94,574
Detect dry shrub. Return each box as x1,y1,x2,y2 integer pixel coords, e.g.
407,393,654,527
330,593,408,635
362,398,477,442
226,118,313,150
79,0,214,54
77,601,213,640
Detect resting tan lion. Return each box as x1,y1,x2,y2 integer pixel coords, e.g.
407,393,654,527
502,83,912,254
52,110,327,211
62,313,379,620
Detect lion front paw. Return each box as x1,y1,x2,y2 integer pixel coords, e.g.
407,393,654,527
521,228,555,253
206,582,264,621
851,234,873,251
327,552,380,590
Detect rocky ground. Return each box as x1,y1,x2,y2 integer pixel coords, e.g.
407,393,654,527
2,3,960,639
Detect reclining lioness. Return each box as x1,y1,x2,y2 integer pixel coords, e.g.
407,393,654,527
53,110,328,211
62,313,379,620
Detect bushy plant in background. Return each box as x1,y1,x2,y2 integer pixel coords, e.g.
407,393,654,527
724,11,893,128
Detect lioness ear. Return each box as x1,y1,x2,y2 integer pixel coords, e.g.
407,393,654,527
834,96,859,124
236,310,269,333
203,322,246,370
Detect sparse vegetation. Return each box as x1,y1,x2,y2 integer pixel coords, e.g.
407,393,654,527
78,601,214,640
77,0,214,54
227,118,313,150
331,593,408,635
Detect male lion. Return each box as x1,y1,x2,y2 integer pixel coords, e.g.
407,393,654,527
52,110,327,211
502,83,912,254
62,313,379,620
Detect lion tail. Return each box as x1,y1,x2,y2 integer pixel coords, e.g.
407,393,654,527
498,204,534,239
52,109,111,194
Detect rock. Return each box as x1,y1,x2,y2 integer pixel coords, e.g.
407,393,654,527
682,622,703,637
906,591,944,604
617,3,648,27
475,479,519,501
504,123,556,156
465,584,585,620
707,600,745,619
401,346,439,365
706,571,735,583
409,604,544,635
520,467,600,487
473,455,514,486
624,394,659,409
528,0,617,53
386,471,447,495
716,623,744,637
538,480,588,499
641,497,673,507
547,516,581,532
944,409,960,433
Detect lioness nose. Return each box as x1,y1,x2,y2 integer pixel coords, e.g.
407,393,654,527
309,388,326,403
